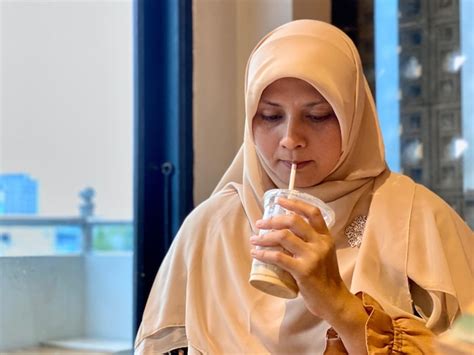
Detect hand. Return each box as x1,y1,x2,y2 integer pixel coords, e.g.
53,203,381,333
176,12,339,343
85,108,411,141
250,197,369,353
250,197,348,320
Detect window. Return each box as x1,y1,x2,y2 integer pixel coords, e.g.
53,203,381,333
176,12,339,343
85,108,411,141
375,0,473,228
0,0,134,352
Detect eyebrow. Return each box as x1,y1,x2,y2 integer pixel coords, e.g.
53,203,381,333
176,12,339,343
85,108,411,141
260,99,326,107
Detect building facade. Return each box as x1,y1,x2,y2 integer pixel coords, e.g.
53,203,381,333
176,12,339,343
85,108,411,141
0,173,38,214
398,0,472,227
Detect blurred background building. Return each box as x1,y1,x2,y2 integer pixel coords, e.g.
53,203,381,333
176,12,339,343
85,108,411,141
397,0,473,227
0,173,38,214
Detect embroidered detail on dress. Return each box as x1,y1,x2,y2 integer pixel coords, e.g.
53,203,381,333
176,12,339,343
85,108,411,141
345,215,367,248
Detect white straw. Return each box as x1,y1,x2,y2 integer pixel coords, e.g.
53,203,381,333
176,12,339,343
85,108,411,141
288,163,297,191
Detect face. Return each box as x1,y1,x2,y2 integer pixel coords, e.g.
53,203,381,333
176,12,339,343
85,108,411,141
252,77,342,187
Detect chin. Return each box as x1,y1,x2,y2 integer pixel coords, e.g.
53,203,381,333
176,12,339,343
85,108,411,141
295,176,324,188
295,182,318,188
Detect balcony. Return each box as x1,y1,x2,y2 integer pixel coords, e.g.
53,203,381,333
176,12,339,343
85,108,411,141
0,216,133,354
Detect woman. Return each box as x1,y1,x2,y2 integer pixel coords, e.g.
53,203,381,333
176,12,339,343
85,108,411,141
135,20,473,354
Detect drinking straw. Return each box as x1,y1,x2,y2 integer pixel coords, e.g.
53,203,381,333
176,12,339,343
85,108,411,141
288,163,297,191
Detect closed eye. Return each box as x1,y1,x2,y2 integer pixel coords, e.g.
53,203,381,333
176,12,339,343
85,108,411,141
307,114,334,122
260,114,283,121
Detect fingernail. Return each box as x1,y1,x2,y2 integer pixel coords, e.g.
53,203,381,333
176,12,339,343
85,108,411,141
255,219,263,227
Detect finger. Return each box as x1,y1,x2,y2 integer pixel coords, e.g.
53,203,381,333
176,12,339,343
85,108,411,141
250,247,300,273
255,213,316,242
276,197,329,234
250,230,307,255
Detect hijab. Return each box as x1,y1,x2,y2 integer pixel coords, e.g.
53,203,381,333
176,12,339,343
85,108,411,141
136,20,473,354
213,19,386,242
215,18,472,321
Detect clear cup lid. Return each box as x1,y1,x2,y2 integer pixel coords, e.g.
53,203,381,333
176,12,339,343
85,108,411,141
263,189,336,228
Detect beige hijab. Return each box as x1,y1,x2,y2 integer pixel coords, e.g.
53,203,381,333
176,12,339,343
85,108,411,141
214,19,386,241
136,20,473,354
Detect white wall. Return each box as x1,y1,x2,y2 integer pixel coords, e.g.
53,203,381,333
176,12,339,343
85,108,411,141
193,0,331,204
84,254,133,340
0,257,85,350
193,0,240,205
0,255,133,351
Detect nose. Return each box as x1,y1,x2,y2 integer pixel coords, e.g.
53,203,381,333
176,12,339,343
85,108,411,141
280,117,306,150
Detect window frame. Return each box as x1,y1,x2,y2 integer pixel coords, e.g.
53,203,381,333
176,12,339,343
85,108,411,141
133,0,193,336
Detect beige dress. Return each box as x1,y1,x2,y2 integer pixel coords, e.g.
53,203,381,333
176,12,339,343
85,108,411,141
135,172,472,354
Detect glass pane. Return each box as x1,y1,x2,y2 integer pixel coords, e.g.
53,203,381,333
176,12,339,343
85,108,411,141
0,0,134,353
375,0,473,229
0,225,82,256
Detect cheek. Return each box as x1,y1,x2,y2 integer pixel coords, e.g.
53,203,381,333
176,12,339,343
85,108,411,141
330,130,342,155
333,123,343,155
253,125,277,161
253,128,269,153
326,123,342,163
312,121,342,163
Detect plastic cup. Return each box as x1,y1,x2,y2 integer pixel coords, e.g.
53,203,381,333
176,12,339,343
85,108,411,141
249,189,335,299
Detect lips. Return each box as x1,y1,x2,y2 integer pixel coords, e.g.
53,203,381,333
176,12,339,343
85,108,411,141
281,160,312,169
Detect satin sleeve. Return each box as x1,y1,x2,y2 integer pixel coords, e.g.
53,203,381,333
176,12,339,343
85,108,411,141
324,293,435,354
363,293,436,353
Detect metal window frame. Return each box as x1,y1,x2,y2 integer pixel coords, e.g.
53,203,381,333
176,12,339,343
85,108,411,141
133,0,193,338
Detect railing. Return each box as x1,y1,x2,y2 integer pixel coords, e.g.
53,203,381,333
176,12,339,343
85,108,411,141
0,215,133,256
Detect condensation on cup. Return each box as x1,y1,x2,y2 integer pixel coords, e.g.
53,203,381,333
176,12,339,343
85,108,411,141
249,189,336,299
